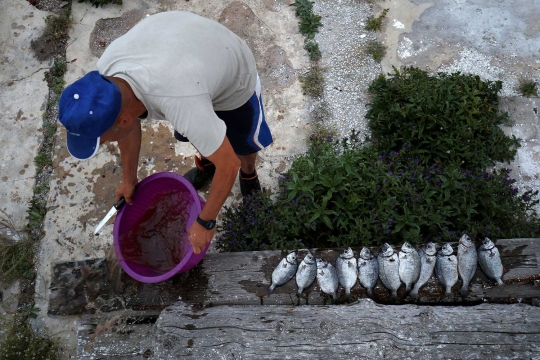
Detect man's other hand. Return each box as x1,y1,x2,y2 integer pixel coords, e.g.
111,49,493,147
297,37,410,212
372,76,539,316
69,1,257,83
188,221,214,254
116,180,138,204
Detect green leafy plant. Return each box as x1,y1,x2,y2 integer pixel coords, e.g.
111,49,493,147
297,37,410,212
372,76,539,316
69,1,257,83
518,79,538,98
366,67,520,171
78,0,122,8
365,39,386,63
304,40,322,61
290,0,314,17
34,152,52,173
43,123,57,139
299,13,323,39
365,8,389,31
44,59,67,95
299,65,326,98
217,135,540,250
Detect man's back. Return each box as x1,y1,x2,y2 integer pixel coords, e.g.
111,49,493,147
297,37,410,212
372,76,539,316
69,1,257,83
97,11,257,112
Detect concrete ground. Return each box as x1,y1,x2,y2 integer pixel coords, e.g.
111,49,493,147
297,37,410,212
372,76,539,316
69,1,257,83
0,0,538,357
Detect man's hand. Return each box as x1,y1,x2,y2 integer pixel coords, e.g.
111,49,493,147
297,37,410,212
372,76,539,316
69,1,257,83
116,179,138,204
188,221,214,254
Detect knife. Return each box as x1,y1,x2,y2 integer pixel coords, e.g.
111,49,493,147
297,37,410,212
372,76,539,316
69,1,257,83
93,197,126,236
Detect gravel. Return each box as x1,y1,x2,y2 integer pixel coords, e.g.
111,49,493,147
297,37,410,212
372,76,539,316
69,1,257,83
312,0,381,138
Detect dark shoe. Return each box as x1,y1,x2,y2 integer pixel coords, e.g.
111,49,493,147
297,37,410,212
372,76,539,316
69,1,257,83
239,170,261,198
184,156,215,190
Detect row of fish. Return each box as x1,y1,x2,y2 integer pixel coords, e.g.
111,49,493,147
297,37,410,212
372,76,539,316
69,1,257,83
268,235,504,300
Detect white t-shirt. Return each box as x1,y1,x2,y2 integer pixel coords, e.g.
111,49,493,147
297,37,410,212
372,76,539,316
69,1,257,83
97,11,257,157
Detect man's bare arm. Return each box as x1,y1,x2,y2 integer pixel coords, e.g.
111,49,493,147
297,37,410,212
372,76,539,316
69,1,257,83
115,120,142,203
188,136,240,253
200,136,240,220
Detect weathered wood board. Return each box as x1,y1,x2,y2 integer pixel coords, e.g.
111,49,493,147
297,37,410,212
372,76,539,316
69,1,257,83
49,239,540,315
77,311,160,359
152,300,540,359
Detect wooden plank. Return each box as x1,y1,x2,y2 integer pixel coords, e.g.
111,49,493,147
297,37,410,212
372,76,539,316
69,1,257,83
77,311,159,359
49,239,540,315
153,300,540,359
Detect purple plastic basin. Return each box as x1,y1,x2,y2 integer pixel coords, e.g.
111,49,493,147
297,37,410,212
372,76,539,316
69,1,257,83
113,172,208,283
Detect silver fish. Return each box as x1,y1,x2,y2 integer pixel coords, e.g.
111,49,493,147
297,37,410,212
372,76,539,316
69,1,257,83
410,242,437,301
435,243,459,297
268,252,298,295
358,247,378,298
295,251,317,295
377,243,401,301
457,234,478,297
336,247,358,295
316,258,339,299
398,242,421,295
478,237,504,285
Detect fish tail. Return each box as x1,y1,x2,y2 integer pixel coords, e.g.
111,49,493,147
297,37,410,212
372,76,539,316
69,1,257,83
390,291,398,302
445,286,452,297
268,284,275,295
332,292,337,300
496,278,504,285
410,289,418,301
460,284,469,298
297,287,303,296
345,287,351,296
367,288,373,298
404,284,411,296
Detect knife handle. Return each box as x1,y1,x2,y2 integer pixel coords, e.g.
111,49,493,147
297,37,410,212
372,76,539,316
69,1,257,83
114,197,126,210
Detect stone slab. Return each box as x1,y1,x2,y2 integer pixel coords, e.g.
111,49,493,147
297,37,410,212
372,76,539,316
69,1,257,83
0,0,50,232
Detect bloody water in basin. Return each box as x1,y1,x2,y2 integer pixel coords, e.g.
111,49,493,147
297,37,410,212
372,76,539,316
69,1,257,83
119,189,194,274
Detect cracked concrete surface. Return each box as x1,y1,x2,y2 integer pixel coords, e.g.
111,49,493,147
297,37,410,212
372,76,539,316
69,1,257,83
0,0,50,232
0,0,539,357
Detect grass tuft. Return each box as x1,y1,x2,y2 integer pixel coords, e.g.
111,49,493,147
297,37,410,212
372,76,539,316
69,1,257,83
44,10,72,40
365,8,389,31
299,65,326,98
44,59,67,95
365,39,387,63
518,79,538,98
0,211,34,285
0,313,61,360
304,40,322,61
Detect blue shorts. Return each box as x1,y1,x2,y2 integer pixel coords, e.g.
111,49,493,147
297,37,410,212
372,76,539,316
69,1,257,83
174,76,273,156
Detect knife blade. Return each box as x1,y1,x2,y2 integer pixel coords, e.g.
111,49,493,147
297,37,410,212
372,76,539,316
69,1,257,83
93,197,126,236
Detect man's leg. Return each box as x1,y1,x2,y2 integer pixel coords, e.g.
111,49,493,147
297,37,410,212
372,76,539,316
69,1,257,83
175,130,216,190
237,153,261,197
238,153,256,174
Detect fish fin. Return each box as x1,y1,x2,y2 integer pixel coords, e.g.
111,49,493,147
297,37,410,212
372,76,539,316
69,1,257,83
282,262,287,268
348,262,354,268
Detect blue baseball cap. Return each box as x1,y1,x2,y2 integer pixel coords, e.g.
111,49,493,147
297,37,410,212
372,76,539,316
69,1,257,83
59,71,122,160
